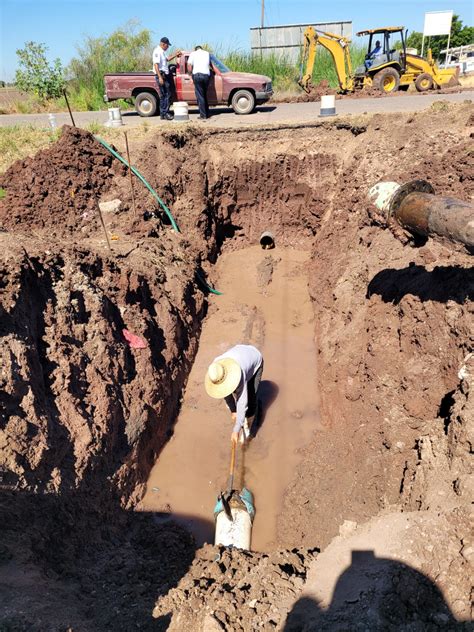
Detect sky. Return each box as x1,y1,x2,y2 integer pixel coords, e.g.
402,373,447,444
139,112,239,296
1,0,473,80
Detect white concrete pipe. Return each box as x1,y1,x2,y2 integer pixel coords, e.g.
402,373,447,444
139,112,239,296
214,487,255,550
368,181,401,213
259,231,275,249
215,507,252,549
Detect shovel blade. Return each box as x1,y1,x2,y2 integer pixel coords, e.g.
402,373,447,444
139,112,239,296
220,492,233,522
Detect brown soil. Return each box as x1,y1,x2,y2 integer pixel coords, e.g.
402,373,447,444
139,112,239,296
0,105,473,630
0,127,126,235
274,81,471,103
152,545,317,631
140,246,317,552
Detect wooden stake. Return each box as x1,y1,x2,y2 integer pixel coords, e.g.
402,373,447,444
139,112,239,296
124,131,137,216
96,199,112,250
63,89,76,127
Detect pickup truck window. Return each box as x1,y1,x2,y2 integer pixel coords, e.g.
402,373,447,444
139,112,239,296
210,55,230,73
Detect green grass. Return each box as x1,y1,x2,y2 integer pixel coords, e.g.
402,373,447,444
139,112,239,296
308,45,366,88
5,42,367,115
220,44,366,92
0,125,61,173
0,188,6,199
221,50,299,91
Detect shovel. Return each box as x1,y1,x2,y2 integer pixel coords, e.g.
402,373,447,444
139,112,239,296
219,440,236,521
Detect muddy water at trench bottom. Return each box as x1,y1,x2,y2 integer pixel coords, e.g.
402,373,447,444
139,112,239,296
140,246,320,550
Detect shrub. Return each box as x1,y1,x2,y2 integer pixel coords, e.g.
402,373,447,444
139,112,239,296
15,42,65,100
68,21,153,102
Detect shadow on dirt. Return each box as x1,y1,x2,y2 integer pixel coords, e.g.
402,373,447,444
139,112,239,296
367,264,474,304
252,379,279,438
0,485,212,631
284,549,466,631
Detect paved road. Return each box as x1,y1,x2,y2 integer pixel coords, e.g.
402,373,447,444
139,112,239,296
0,91,472,129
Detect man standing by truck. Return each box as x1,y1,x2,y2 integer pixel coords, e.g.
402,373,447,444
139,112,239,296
187,46,212,120
153,36,181,120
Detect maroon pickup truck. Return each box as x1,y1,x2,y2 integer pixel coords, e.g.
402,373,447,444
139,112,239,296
104,52,273,116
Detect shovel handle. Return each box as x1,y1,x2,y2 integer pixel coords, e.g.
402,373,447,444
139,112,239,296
227,440,236,492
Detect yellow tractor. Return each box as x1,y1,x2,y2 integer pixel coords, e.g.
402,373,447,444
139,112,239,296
299,26,459,94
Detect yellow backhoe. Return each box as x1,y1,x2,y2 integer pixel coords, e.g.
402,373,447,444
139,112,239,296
299,26,459,94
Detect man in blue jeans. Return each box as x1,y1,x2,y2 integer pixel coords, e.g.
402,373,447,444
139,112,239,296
187,46,212,120
152,36,181,120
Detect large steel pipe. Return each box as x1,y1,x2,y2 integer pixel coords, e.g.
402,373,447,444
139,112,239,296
369,180,474,249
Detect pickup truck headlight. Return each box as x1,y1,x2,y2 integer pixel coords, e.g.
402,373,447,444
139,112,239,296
265,81,272,92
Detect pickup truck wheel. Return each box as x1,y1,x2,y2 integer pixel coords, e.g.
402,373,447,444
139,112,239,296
231,89,255,115
135,91,158,117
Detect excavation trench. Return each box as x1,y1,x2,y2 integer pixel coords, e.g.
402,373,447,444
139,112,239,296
140,245,318,550
0,111,473,630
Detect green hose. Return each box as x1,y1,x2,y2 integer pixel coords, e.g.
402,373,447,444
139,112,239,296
95,136,180,232
95,135,222,296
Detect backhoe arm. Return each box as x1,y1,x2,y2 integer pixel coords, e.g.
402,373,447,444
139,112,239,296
299,26,354,93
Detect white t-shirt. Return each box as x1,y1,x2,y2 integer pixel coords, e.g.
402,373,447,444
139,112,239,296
188,49,211,75
152,46,168,74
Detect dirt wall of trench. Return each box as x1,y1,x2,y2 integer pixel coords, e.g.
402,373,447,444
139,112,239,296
0,106,473,629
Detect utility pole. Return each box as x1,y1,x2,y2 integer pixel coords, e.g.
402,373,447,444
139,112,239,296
261,0,264,29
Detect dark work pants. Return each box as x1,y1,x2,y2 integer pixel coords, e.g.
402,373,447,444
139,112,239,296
246,360,264,418
193,73,210,118
157,73,172,117
224,360,264,419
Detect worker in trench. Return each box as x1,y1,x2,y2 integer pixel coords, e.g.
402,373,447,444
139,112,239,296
205,344,264,445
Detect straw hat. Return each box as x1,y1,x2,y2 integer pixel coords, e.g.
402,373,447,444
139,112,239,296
205,358,242,399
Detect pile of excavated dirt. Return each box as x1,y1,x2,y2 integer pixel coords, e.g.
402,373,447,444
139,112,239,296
1,105,473,629
274,83,470,103
152,509,472,631
289,79,338,103
0,126,126,235
152,545,317,631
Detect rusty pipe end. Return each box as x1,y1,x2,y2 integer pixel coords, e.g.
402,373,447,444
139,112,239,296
369,180,435,219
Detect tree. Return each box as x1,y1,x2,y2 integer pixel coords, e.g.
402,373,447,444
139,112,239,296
69,21,153,98
405,31,423,53
15,42,65,99
402,15,474,60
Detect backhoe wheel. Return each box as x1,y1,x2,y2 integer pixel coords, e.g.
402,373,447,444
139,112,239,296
415,73,434,92
373,68,400,94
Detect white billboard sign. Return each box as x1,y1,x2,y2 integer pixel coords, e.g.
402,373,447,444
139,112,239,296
423,10,453,36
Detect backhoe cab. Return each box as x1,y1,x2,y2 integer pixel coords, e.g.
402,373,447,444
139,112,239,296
356,26,459,93
355,27,407,92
